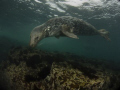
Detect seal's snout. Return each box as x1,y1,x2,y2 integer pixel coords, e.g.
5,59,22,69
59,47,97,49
29,41,35,47
29,37,37,47
29,35,43,47
29,43,34,47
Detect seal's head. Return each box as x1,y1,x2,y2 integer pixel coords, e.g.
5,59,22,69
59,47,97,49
29,25,47,47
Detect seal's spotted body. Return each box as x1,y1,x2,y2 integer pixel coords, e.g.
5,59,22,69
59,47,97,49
44,16,97,36
30,16,110,47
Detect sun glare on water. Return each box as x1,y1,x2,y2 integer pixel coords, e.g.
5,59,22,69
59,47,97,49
61,0,103,7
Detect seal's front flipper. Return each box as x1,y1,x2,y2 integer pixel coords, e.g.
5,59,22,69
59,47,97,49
55,36,59,39
61,25,79,39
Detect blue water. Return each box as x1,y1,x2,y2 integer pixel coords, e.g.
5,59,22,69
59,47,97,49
0,0,120,61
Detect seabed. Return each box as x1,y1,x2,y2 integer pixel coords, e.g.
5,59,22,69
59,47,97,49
0,47,120,90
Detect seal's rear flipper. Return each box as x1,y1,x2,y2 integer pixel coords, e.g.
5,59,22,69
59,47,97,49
61,25,79,39
98,29,111,41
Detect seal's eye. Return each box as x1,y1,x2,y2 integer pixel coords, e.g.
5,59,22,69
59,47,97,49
35,37,39,40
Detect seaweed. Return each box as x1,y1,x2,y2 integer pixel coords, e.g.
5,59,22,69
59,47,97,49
26,55,41,68
67,61,98,79
25,75,38,82
37,66,51,80
1,47,120,90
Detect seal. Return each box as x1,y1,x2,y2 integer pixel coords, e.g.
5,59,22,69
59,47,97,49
30,16,110,47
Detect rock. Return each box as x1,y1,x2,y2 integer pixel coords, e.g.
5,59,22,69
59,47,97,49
0,47,120,90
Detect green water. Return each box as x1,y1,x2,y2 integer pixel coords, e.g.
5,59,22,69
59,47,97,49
0,0,120,61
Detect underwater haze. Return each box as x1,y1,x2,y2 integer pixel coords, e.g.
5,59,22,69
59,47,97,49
0,0,120,61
